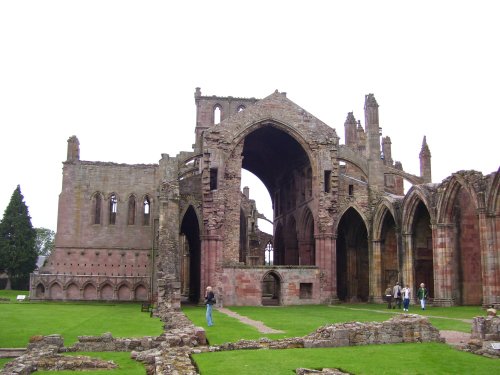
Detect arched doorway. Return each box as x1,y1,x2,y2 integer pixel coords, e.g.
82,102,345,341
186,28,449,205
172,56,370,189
261,271,281,305
413,201,434,299
180,206,201,303
336,208,369,302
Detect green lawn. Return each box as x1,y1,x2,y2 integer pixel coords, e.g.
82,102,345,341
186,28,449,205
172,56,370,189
35,352,146,375
1,291,495,375
193,343,499,375
0,291,163,347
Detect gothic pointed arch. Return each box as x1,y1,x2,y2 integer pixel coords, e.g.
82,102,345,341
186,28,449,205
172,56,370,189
180,205,201,303
48,281,63,299
335,206,369,302
436,172,484,304
91,191,103,225
127,194,137,225
373,200,400,289
436,172,484,223
402,186,435,235
402,187,435,298
486,167,500,215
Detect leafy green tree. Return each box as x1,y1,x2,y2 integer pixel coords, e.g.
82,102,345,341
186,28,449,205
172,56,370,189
35,227,55,256
0,185,37,290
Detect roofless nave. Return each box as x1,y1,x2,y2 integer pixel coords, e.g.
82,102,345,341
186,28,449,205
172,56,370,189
30,88,500,309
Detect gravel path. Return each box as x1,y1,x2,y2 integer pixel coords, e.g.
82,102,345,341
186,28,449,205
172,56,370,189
217,307,284,333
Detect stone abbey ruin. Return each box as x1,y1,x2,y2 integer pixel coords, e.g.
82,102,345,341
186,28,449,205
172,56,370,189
30,88,499,308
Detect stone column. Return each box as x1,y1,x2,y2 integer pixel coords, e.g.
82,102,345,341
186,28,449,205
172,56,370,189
371,240,384,303
479,210,499,307
200,234,222,302
401,233,414,293
316,233,338,303
432,223,455,306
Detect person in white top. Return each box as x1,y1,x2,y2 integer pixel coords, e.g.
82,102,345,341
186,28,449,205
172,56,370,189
402,285,412,312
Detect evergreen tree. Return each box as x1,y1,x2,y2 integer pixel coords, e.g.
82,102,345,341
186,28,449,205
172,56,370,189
0,185,37,290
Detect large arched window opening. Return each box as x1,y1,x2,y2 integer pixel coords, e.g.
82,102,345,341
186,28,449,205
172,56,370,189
240,124,312,267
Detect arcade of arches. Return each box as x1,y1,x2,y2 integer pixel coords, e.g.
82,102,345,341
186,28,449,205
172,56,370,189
31,89,499,310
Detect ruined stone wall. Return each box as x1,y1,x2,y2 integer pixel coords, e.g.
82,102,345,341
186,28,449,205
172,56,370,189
220,266,319,305
55,161,159,250
31,161,159,301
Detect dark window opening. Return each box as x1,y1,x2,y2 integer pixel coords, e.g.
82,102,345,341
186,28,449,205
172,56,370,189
210,168,218,190
128,196,136,225
348,184,354,196
324,170,331,193
300,283,313,299
94,193,102,225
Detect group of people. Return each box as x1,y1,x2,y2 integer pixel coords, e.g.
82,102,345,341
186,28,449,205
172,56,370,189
385,282,428,312
206,283,429,328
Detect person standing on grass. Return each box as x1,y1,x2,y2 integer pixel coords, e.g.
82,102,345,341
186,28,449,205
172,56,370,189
204,286,216,327
402,284,411,312
417,282,429,310
392,281,402,309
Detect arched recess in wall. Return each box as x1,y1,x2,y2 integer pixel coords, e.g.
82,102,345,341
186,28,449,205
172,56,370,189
35,283,45,298
235,121,314,267
91,192,103,225
300,207,315,265
66,282,80,300
436,175,483,305
335,206,369,302
373,203,400,288
261,270,282,306
83,282,97,300
180,205,201,304
100,282,114,300
48,281,63,299
135,284,148,301
117,282,132,301
403,189,435,299
127,194,136,225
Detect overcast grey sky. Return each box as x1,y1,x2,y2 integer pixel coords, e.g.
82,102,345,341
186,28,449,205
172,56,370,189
1,1,498,233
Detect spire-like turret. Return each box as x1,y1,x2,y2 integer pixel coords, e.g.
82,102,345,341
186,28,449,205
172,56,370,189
66,135,80,162
344,112,357,148
382,136,393,165
364,94,384,190
419,136,432,183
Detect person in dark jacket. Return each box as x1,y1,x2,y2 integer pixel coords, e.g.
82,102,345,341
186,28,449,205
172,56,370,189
204,286,216,326
417,283,429,310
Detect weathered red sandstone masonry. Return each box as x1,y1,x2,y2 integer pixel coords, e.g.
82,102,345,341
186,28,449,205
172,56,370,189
30,88,499,310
